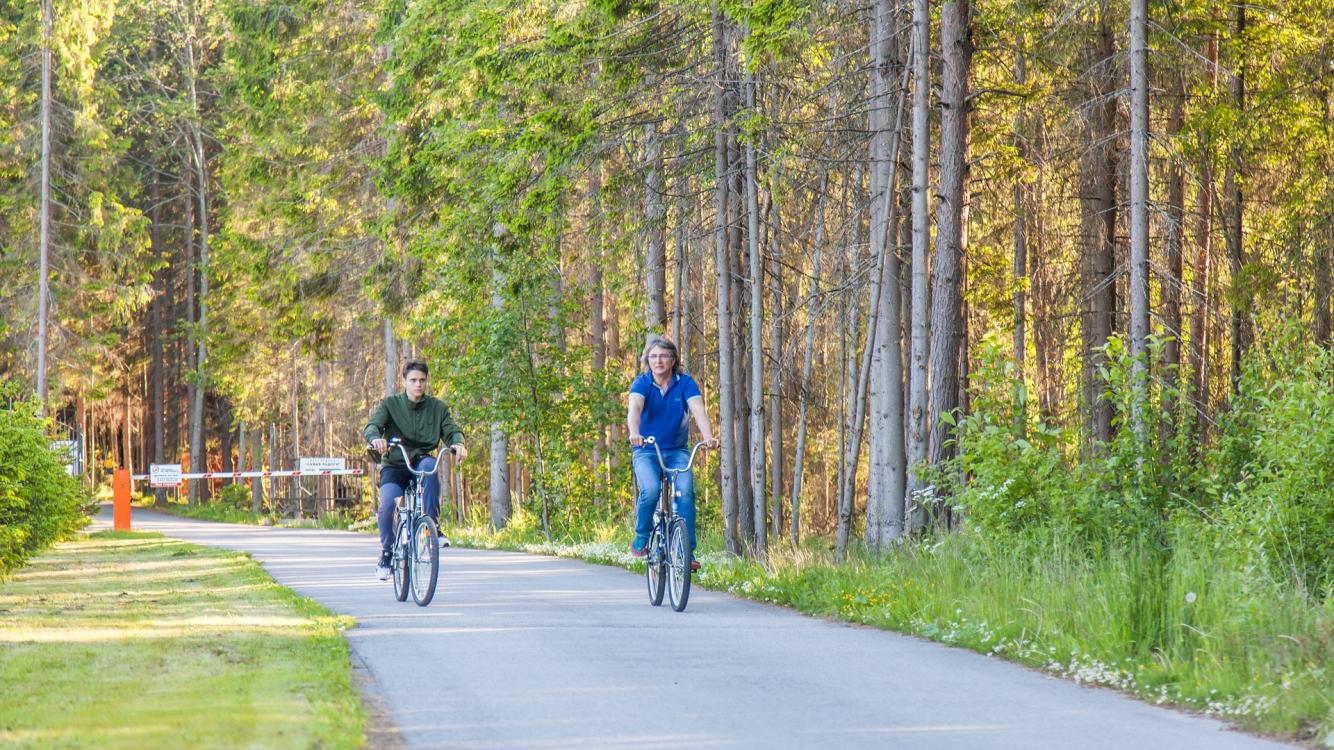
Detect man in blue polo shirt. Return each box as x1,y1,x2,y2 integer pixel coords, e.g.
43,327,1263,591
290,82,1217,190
627,336,719,568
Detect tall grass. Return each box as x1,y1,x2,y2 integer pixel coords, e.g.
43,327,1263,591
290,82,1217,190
698,525,1333,743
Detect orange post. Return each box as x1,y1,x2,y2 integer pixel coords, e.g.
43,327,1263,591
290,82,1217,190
113,469,131,531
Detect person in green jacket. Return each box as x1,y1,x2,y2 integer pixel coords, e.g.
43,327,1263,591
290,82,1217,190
364,360,468,580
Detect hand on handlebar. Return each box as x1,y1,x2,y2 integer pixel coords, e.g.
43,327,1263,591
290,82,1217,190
372,437,388,453
702,437,720,450
450,444,468,463
629,433,646,448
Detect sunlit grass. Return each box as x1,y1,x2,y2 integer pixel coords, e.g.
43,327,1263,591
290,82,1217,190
0,530,364,750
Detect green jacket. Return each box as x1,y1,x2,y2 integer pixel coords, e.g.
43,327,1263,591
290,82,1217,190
363,393,465,467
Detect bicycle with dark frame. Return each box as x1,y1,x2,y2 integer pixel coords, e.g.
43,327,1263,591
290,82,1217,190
639,436,708,612
385,437,452,606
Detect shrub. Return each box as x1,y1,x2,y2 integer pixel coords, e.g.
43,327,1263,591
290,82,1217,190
0,384,90,574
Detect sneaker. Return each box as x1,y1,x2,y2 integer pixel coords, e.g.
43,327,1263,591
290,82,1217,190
689,560,701,573
630,541,647,558
376,552,392,581
439,534,451,548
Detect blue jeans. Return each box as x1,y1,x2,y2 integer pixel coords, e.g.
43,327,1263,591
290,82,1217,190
633,448,696,552
378,456,439,553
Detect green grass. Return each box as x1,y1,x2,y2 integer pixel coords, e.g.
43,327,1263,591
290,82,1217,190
0,530,365,749
442,513,1334,747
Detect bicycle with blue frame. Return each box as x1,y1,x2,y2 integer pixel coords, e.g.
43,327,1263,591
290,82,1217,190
385,438,449,606
640,436,707,612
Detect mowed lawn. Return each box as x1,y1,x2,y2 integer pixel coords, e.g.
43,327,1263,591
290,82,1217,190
0,530,364,749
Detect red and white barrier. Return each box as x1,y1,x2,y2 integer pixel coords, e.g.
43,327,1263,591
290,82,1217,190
130,468,364,482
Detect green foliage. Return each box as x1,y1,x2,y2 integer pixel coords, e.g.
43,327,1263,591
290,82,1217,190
0,382,89,574
1210,329,1334,595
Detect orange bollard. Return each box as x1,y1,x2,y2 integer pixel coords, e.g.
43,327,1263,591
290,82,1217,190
113,469,131,531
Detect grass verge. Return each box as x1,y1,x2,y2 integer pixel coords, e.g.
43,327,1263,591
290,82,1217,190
0,530,364,750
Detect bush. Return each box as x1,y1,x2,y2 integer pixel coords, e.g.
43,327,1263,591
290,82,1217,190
1211,332,1334,594
0,384,90,574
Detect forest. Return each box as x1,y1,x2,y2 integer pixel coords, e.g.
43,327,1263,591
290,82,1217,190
4,0,1334,738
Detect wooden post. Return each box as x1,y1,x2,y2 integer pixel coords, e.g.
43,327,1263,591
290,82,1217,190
113,469,131,531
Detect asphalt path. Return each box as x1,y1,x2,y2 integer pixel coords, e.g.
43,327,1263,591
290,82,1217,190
92,505,1296,750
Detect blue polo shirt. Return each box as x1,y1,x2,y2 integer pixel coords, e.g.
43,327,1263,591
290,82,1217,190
630,372,703,453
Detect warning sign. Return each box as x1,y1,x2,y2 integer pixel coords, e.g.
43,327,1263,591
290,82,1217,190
299,457,346,473
149,464,182,488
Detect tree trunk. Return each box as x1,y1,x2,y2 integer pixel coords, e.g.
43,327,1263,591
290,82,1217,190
1012,26,1028,422
1162,70,1186,437
1128,0,1151,441
903,0,932,533
589,165,609,491
713,3,740,555
744,72,767,556
384,318,396,396
1226,2,1247,391
36,0,53,410
1079,4,1117,450
251,425,264,513
790,143,831,545
928,0,971,492
644,114,668,330
1190,29,1218,441
185,13,211,506
866,0,908,551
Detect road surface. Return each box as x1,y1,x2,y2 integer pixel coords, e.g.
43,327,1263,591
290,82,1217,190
93,506,1295,749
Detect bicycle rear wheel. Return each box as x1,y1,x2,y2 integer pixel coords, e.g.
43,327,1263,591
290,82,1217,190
645,525,666,606
410,516,440,606
392,517,411,602
667,518,692,612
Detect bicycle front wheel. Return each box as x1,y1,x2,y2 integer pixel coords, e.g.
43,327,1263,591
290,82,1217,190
410,516,440,606
392,519,411,602
645,525,666,606
667,518,692,612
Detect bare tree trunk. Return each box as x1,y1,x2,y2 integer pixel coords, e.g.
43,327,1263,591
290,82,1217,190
150,175,167,505
1012,24,1028,416
866,0,908,551
928,0,971,498
1128,0,1150,441
589,165,609,492
644,114,668,330
1226,2,1247,391
384,318,396,396
903,0,932,533
743,72,767,556
790,149,830,545
36,0,53,410
489,263,512,529
767,195,784,541
1189,30,1218,443
185,9,211,506
714,3,740,555
1079,4,1117,450
1162,71,1186,436
251,423,264,512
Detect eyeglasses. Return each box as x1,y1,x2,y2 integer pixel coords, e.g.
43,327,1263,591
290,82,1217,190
648,353,674,360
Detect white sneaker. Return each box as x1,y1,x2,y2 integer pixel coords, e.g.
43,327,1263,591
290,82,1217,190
376,553,392,581
439,535,451,548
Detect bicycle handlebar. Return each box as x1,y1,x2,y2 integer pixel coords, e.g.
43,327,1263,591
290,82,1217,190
641,436,708,475
386,437,455,477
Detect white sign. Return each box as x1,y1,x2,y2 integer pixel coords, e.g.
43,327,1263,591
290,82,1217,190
150,464,183,488
299,457,346,473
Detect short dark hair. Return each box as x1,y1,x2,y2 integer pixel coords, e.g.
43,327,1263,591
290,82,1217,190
402,360,429,378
